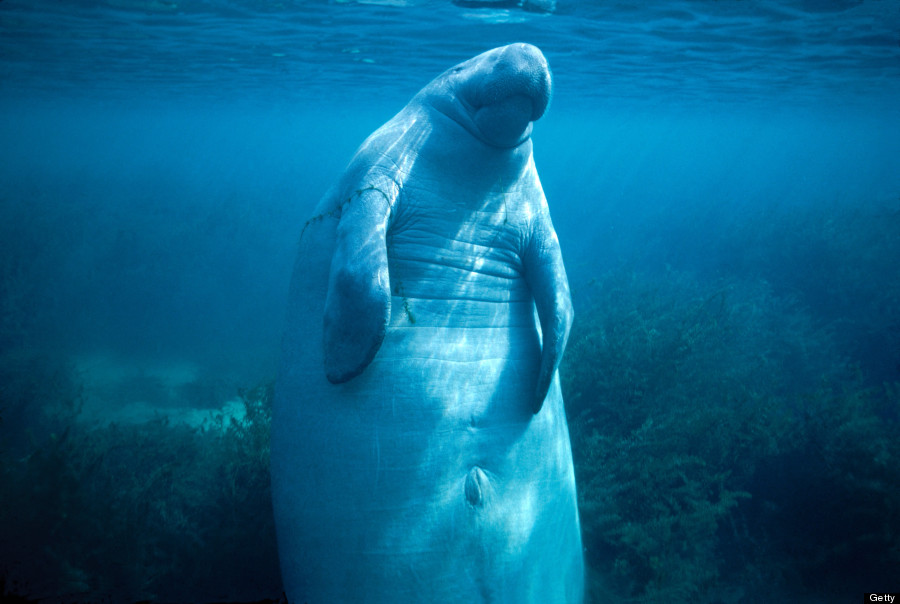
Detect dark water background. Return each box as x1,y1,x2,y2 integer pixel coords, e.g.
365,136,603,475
2,0,900,602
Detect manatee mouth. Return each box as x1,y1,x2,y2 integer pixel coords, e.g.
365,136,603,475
472,94,536,149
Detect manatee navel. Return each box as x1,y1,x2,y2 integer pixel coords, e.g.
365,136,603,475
465,466,488,507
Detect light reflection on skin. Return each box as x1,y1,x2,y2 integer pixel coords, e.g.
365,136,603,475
273,43,583,603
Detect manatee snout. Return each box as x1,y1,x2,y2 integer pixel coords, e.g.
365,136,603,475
467,43,552,147
476,43,552,120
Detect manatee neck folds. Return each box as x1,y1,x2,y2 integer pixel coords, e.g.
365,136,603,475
322,43,570,412
429,93,536,149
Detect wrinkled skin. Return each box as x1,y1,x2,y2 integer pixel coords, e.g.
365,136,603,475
272,43,583,603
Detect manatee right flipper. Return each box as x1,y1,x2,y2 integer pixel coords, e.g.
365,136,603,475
323,183,397,383
523,207,574,413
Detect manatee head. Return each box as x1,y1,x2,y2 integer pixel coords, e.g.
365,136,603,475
423,43,552,148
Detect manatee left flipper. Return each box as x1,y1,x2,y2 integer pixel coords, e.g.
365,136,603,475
323,184,397,383
523,207,573,413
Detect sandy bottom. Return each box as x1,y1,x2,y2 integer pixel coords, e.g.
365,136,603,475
72,353,247,428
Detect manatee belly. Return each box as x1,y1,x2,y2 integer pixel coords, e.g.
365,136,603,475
272,215,583,603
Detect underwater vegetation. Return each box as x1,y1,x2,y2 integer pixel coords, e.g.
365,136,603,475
563,269,899,603
562,196,900,603
0,198,898,603
0,368,279,603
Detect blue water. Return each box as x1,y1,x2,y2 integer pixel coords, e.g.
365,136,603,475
2,0,898,370
1,0,900,602
3,0,900,107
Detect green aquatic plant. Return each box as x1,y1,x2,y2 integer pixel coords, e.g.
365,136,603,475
0,358,280,602
697,196,900,386
563,267,899,603
563,270,786,601
749,377,900,596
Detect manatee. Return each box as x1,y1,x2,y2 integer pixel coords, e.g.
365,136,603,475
272,43,583,603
